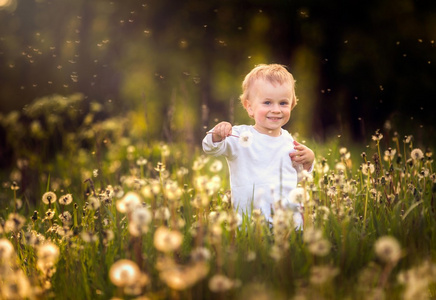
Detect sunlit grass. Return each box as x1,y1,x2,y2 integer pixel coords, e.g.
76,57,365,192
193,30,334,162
0,96,435,299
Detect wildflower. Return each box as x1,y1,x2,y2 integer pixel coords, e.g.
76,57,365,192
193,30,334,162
0,238,15,259
239,131,253,147
410,148,424,161
374,236,402,264
109,259,141,287
42,191,57,205
208,274,241,292
153,226,183,253
59,193,73,205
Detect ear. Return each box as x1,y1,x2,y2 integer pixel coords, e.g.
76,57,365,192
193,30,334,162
244,100,254,117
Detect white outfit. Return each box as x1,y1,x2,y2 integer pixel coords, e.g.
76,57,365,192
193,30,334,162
202,125,305,228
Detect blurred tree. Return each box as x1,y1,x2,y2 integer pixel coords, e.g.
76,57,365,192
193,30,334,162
1,0,435,148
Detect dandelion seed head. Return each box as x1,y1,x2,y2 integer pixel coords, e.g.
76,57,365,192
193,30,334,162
59,211,72,225
209,160,223,173
42,191,57,205
209,274,241,293
190,247,211,262
116,191,142,213
109,259,141,287
374,236,402,264
310,265,340,285
136,156,148,166
37,242,60,264
4,213,26,232
411,148,424,161
80,231,98,243
303,227,323,244
308,239,331,256
59,193,73,205
288,187,309,209
159,267,192,290
0,238,15,259
153,226,183,253
238,131,253,147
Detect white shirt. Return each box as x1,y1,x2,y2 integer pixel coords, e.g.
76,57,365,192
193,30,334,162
202,125,304,227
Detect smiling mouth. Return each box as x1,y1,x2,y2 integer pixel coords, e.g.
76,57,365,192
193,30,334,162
267,117,282,121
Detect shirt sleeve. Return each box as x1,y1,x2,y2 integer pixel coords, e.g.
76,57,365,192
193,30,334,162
202,130,227,156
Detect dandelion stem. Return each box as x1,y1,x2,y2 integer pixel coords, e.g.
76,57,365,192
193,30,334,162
206,131,239,138
363,172,370,227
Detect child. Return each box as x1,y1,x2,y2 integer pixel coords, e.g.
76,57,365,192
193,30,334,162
202,64,314,228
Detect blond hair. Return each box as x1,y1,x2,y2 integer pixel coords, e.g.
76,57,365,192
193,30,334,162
240,64,298,109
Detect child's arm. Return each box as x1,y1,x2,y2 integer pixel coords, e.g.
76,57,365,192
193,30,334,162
211,121,233,143
289,140,315,171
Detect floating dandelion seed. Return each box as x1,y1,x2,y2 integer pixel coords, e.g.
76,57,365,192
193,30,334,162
374,236,402,264
109,259,141,287
42,191,57,205
238,131,253,147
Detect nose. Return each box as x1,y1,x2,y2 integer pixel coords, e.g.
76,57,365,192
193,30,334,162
271,103,281,113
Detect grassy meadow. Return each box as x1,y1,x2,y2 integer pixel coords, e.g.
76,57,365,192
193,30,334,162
0,94,435,300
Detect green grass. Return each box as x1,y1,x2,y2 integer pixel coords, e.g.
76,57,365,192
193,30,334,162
0,100,435,299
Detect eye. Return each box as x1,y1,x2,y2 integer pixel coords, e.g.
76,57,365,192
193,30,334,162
280,101,289,106
263,101,271,105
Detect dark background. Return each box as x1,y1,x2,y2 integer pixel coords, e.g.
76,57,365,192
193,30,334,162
1,0,435,146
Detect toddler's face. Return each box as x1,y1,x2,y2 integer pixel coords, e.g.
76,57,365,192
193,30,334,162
245,79,293,137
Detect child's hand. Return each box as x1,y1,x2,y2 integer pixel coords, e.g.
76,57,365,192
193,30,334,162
289,140,315,171
212,121,233,142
